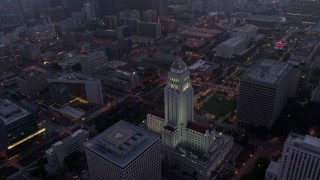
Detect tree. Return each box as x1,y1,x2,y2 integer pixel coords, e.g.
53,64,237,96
72,63,82,71
216,126,224,132
64,151,82,172
241,157,270,180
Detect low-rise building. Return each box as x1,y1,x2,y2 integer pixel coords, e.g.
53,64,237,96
237,59,300,128
215,36,246,58
180,27,221,40
45,130,89,174
47,73,104,105
188,60,221,81
231,24,259,43
246,15,286,29
0,45,20,71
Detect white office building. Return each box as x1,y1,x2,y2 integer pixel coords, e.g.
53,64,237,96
237,59,300,128
45,130,89,174
147,59,233,180
266,133,320,180
80,51,108,75
84,120,161,180
215,36,246,58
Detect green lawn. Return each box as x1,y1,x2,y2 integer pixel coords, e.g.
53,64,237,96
200,94,237,117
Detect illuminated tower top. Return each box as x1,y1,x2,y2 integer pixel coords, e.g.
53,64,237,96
165,58,193,127
170,58,188,74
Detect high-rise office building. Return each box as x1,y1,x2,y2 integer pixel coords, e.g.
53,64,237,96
266,133,320,180
137,22,161,38
84,1,96,21
288,35,320,66
147,59,233,179
47,73,104,105
63,0,85,12
84,120,161,180
0,45,20,71
237,59,300,128
80,51,108,75
18,66,48,98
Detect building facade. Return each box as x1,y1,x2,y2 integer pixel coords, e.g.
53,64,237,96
45,129,89,174
0,45,20,71
84,120,161,180
266,133,320,180
80,51,108,75
18,67,48,98
289,36,320,66
237,59,300,128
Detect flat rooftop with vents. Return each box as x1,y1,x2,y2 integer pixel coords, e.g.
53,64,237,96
84,120,159,168
292,36,320,57
286,133,320,154
0,99,31,125
242,59,291,85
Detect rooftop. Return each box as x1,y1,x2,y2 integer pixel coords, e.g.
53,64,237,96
292,36,320,57
219,36,244,46
149,110,165,119
106,61,127,69
189,60,219,73
286,133,320,154
247,15,286,23
0,72,17,81
243,59,290,85
0,99,31,125
59,106,85,119
186,122,214,134
189,60,207,70
163,125,177,132
84,121,159,168
180,27,221,39
307,25,320,33
235,24,258,33
48,73,95,81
